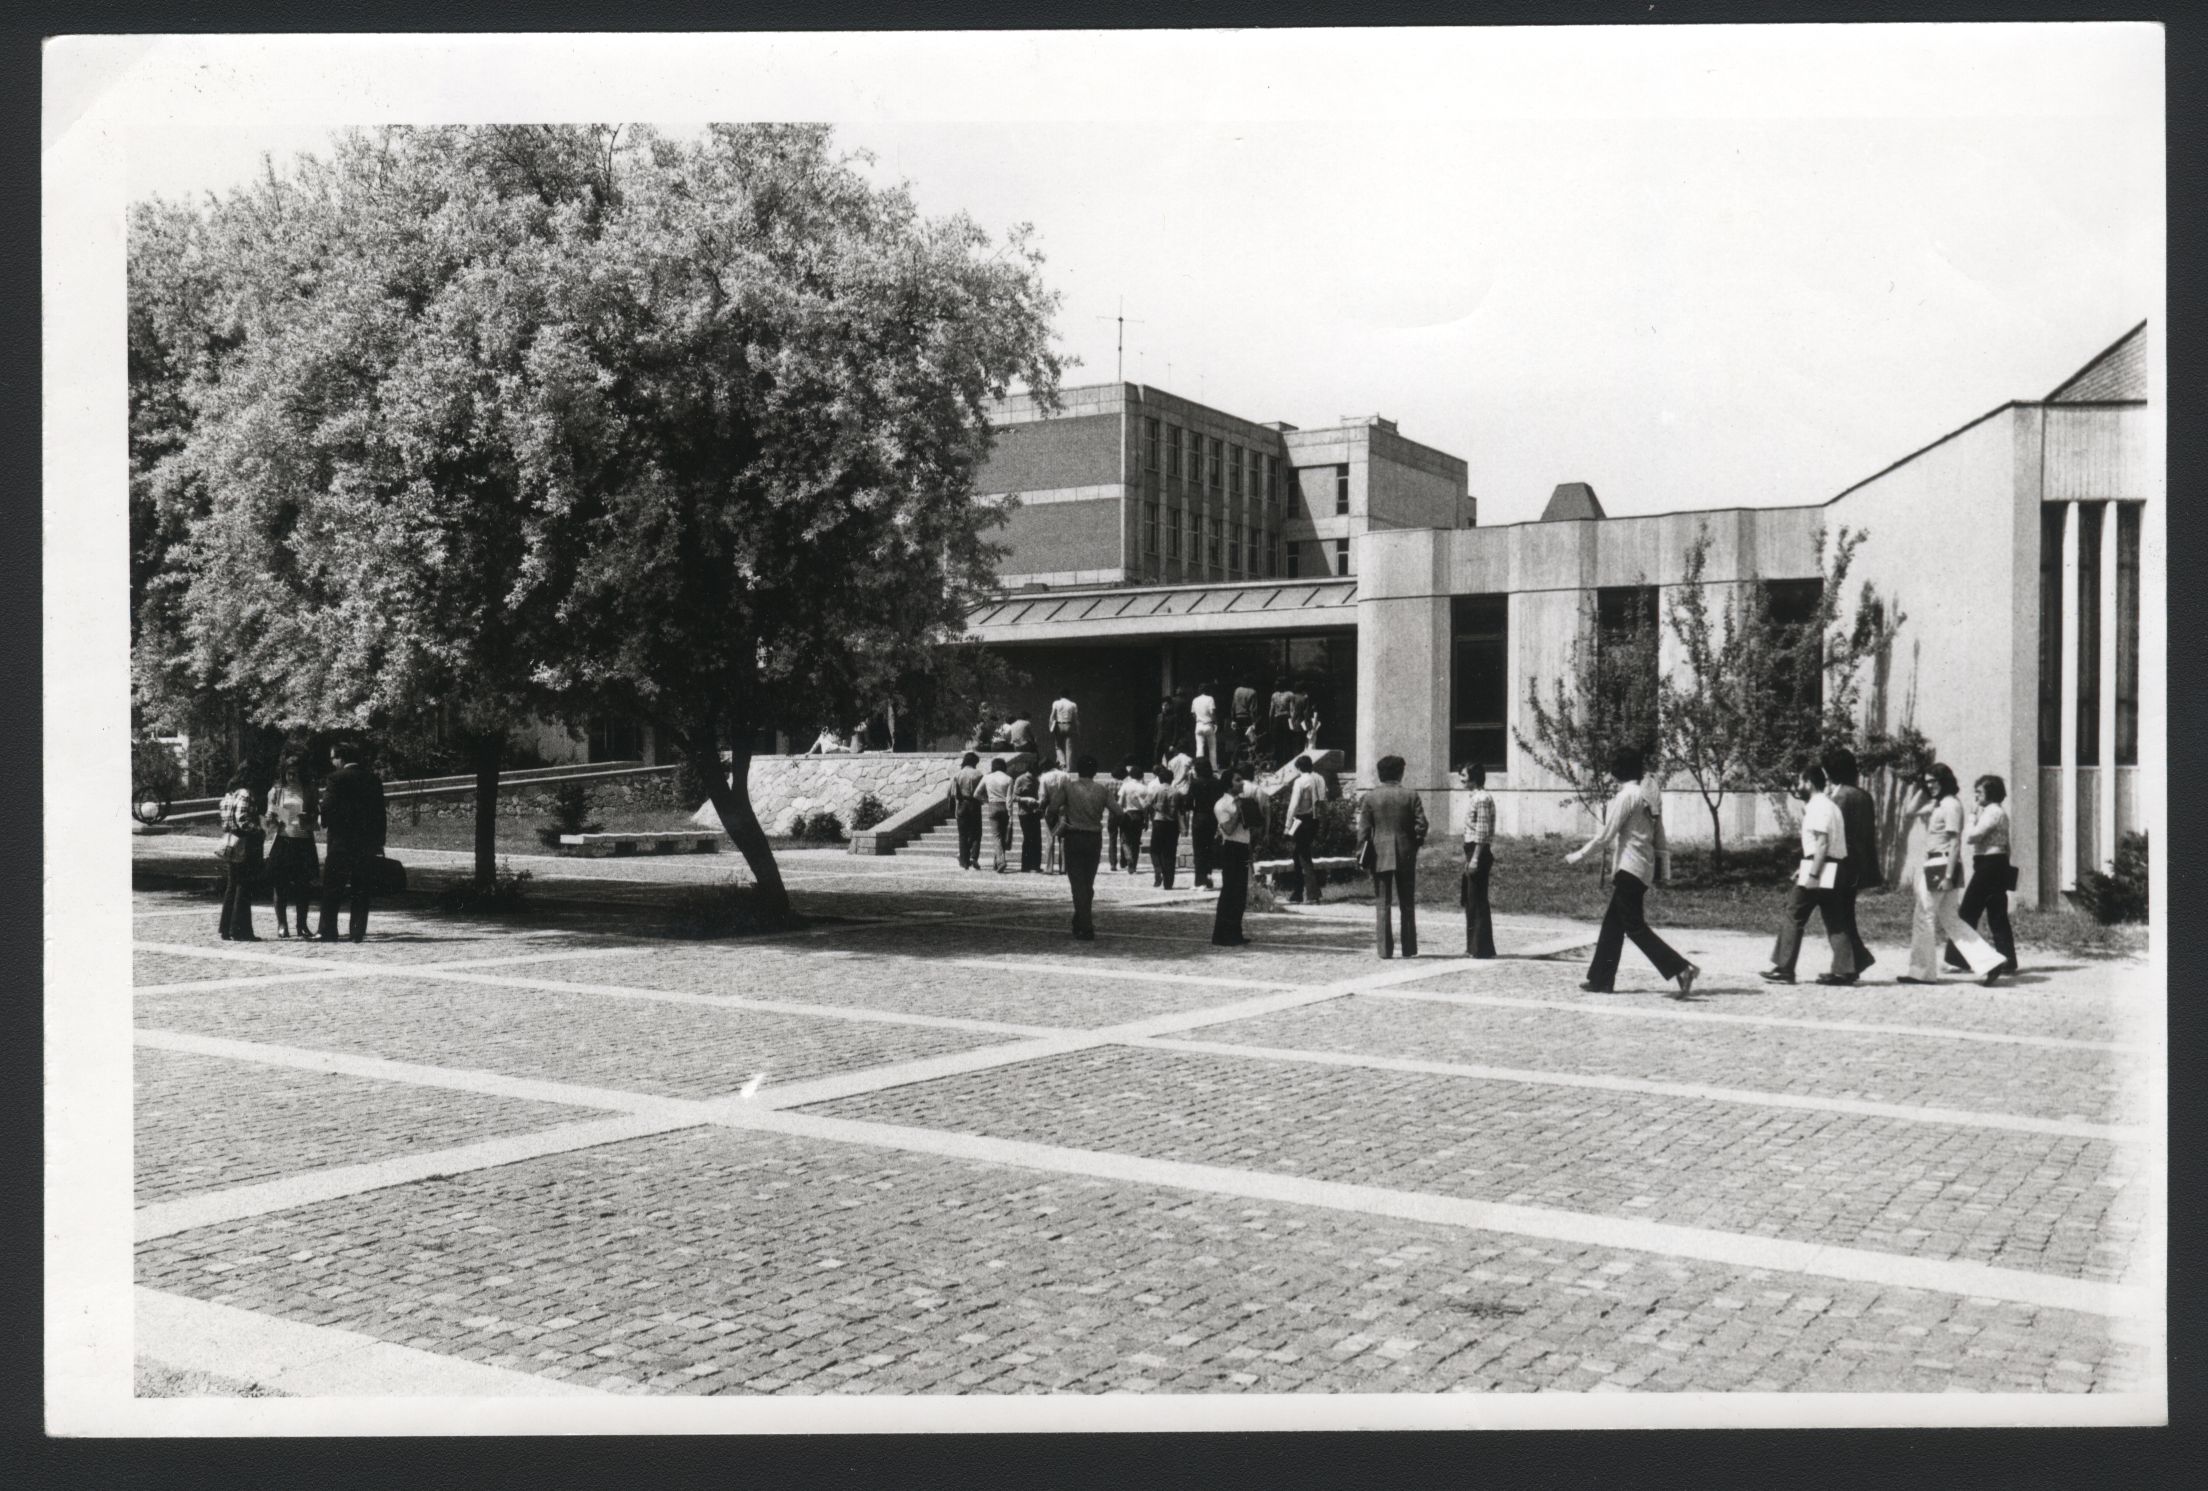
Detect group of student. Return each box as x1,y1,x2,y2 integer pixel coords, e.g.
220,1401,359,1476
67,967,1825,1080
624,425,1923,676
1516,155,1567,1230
212,741,390,944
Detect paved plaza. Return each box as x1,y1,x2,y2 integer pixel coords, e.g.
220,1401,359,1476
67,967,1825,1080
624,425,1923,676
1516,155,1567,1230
128,841,2164,1405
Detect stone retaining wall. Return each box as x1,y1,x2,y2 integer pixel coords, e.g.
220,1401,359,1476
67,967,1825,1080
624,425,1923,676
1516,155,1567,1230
690,753,964,837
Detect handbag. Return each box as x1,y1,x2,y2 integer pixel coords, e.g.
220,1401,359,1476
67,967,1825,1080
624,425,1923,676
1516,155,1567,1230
365,854,408,895
215,832,246,864
2004,862,2021,892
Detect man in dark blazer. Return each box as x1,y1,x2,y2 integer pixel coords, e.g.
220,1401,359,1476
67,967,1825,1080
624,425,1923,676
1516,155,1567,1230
1821,745,1881,984
1356,754,1429,959
318,740,388,943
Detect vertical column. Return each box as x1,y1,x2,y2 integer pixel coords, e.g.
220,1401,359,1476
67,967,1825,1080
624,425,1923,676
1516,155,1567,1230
2097,502,2120,873
2058,500,2081,892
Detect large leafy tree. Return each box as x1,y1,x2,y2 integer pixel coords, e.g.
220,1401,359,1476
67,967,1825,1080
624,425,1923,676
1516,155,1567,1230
520,125,1064,922
1516,588,1662,821
134,126,622,886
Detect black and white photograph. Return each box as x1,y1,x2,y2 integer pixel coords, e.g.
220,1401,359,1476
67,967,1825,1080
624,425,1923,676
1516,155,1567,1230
45,24,2164,1433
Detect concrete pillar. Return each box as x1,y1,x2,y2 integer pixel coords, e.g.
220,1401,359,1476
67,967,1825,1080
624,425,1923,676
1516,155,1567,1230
2097,501,2120,873
2058,500,2080,892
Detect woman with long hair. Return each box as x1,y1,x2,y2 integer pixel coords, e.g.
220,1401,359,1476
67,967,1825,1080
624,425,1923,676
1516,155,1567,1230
1899,763,2006,985
216,764,266,941
263,754,321,939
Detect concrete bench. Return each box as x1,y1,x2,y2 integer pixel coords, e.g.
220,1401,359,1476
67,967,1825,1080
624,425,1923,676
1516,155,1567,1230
1252,854,1362,889
557,831,721,857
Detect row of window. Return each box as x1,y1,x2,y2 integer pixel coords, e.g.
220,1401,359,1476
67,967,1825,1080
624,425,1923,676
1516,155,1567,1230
1144,501,1268,576
1143,417,1281,504
2037,500,2142,766
1283,538,1351,580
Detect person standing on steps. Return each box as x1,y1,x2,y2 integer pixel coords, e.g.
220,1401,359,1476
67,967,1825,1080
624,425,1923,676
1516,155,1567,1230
1357,754,1429,959
1820,746,1881,985
1460,760,1497,958
1285,754,1324,904
1191,682,1221,770
1267,676,1298,768
1211,763,1261,947
1187,758,1225,891
318,740,387,944
1760,763,1851,985
981,756,1016,873
1150,698,1180,777
1230,682,1258,766
1148,762,1187,890
1048,692,1080,771
1565,746,1699,998
947,752,985,870
1045,755,1114,941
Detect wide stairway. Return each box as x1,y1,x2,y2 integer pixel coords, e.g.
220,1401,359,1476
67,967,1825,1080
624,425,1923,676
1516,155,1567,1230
893,820,968,861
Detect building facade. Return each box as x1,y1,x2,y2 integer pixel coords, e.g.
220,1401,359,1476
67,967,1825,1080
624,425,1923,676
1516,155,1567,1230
969,324,2157,911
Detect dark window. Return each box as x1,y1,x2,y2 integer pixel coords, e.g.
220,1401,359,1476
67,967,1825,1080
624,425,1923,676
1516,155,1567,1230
2039,503,2065,765
1595,585,1661,757
1763,578,1825,731
2076,501,2103,766
1333,538,1350,577
2118,501,2140,764
1229,443,1244,498
1144,501,1159,556
1144,417,1160,472
1166,425,1182,480
1334,464,1350,516
1167,502,1182,560
1264,454,1276,505
1228,522,1243,576
1285,541,1301,579
1209,438,1224,491
1450,595,1509,772
1207,513,1221,569
589,716,643,763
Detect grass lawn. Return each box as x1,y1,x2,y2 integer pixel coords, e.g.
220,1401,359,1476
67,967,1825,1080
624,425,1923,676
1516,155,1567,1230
1379,833,2147,962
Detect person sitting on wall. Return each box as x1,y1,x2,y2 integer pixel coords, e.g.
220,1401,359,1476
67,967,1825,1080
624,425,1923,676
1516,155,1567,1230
807,725,852,755
1005,712,1038,757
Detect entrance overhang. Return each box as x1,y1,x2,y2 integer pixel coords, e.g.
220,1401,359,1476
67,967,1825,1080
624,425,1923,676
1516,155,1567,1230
965,578,1359,645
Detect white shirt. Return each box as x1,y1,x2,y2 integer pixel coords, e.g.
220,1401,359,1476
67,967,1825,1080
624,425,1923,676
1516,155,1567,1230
1116,777,1152,815
1966,802,2012,857
981,769,1015,808
1191,693,1217,726
1287,770,1321,820
1923,796,1965,860
1800,792,1847,862
1166,750,1193,783
1216,786,1258,844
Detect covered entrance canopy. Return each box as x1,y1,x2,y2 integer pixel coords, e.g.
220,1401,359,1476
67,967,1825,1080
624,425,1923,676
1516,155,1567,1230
964,579,1360,773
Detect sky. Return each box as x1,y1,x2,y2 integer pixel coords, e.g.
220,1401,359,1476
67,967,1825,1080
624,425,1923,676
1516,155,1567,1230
115,28,2162,528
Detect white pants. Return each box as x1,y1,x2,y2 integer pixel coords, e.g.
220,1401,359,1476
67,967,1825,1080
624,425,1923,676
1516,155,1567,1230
1909,861,2003,979
1193,722,1219,767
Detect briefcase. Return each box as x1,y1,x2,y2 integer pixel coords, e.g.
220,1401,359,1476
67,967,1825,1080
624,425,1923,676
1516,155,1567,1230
366,855,408,895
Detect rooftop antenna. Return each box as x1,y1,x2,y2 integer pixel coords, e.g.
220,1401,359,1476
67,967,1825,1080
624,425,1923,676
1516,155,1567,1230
1097,297,1146,385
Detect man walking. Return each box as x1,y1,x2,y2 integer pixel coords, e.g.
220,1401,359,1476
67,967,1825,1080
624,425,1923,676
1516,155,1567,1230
982,756,1016,873
1285,754,1324,904
1191,682,1221,769
1461,760,1498,958
1037,758,1068,874
318,740,387,944
1048,693,1080,770
1186,758,1225,891
1149,765,1186,889
1045,755,1114,941
1821,746,1880,984
1357,755,1429,959
1761,763,1851,984
1115,759,1151,876
1211,764,1262,947
947,752,985,870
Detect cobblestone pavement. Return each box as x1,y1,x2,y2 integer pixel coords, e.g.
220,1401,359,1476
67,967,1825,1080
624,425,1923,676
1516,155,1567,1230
126,848,2164,1402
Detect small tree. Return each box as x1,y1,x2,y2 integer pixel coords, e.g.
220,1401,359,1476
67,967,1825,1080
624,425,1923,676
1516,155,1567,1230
1517,588,1661,820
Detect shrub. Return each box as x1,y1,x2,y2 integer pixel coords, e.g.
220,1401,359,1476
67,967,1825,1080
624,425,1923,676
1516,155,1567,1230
535,781,603,847
2072,831,2149,924
850,792,890,833
436,860,533,915
801,808,846,844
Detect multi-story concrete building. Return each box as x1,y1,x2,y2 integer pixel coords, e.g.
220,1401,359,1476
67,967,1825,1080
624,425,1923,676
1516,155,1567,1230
969,323,2157,910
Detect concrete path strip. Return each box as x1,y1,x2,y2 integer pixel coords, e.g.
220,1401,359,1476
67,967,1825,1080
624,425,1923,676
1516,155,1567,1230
1140,1036,2145,1142
136,1287,604,1397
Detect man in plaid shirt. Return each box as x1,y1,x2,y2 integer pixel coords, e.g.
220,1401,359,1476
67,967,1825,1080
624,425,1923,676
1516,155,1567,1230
1461,762,1497,958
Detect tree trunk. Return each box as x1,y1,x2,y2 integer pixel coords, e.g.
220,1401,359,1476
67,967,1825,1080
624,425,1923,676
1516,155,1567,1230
472,730,503,891
1706,797,1725,872
695,738,793,926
